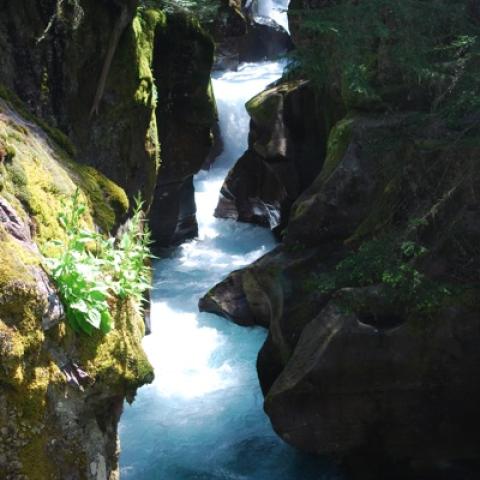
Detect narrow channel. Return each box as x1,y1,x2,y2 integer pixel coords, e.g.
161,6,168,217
119,7,341,479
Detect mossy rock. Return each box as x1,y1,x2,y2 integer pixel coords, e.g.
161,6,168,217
0,92,152,479
0,97,128,248
246,80,306,128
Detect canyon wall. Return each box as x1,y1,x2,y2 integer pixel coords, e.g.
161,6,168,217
202,1,480,477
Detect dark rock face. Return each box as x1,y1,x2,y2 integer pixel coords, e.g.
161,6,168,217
212,0,293,70
215,80,344,232
238,17,293,63
199,268,258,326
202,111,480,475
0,0,159,202
150,177,199,247
149,13,216,247
215,150,286,229
265,301,480,465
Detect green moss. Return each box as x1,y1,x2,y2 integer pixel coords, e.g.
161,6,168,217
4,156,27,187
0,52,152,477
319,116,354,182
0,84,76,157
75,4,165,204
289,116,354,223
75,300,153,388
132,7,166,107
0,98,129,251
0,227,38,286
16,364,66,478
246,80,304,127
19,434,56,480
5,144,16,160
67,163,129,233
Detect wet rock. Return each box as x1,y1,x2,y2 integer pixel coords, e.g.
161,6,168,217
239,17,293,63
215,80,344,231
61,362,94,391
149,13,216,247
199,269,257,326
214,150,285,229
150,177,199,247
212,1,293,70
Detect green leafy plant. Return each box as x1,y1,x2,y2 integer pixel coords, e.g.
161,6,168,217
311,236,453,314
290,0,480,120
103,195,154,311
45,190,153,335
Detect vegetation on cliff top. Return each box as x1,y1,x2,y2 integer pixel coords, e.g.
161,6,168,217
291,0,480,119
144,0,220,25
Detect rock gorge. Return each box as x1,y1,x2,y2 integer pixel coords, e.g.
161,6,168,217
1,0,480,479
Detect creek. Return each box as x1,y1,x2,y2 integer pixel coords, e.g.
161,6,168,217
120,7,341,479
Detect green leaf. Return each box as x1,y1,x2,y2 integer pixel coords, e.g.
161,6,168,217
70,299,89,314
100,310,113,334
86,308,102,329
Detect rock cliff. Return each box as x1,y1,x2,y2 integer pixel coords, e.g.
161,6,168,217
202,110,480,478
214,79,344,232
201,0,480,476
211,0,293,70
0,94,153,479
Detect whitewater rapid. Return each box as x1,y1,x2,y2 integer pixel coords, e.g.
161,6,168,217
119,5,342,475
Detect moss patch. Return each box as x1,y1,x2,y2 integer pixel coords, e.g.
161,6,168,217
0,84,76,157
319,116,354,182
74,299,153,390
0,98,128,252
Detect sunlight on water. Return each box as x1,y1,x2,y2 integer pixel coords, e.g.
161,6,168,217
143,302,231,399
207,62,286,176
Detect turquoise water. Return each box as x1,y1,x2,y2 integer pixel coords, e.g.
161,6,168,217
119,63,342,480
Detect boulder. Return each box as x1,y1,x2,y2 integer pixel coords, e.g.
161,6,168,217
265,299,480,473
239,17,293,63
212,0,293,70
203,111,480,474
215,80,344,232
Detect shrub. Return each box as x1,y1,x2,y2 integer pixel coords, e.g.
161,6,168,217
45,190,153,335
311,235,453,314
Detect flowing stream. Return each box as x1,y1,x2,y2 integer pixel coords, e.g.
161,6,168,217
120,20,341,479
